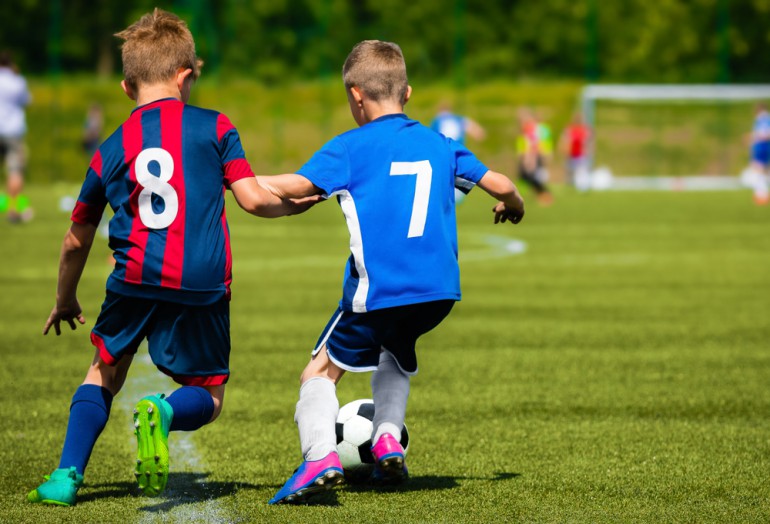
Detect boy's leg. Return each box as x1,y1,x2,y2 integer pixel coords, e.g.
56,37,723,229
28,352,131,506
270,346,345,504
166,385,218,431
135,298,229,496
371,351,409,443
370,350,410,481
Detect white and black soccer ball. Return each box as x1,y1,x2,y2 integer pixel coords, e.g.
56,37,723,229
335,399,409,480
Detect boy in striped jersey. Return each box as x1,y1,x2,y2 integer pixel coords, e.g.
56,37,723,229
27,8,315,506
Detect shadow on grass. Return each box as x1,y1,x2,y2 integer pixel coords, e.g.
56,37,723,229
344,470,521,495
79,471,261,512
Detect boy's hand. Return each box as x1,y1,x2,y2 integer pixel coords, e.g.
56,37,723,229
492,201,524,224
286,194,324,216
43,301,86,336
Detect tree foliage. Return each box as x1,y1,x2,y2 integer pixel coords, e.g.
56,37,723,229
0,0,768,83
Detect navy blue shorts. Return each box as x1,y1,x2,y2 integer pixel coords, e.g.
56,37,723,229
90,291,231,386
313,300,455,375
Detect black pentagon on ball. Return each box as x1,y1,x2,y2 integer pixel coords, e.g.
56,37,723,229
335,422,344,445
357,439,375,464
357,402,375,421
400,425,409,449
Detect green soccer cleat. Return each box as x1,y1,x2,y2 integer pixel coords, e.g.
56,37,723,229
27,466,84,506
133,394,173,496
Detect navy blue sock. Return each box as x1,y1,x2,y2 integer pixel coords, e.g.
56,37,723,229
58,385,113,475
166,386,215,431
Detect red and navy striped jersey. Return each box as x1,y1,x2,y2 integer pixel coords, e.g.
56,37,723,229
71,98,254,305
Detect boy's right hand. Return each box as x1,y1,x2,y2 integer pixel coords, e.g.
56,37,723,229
43,301,86,336
286,194,324,216
492,201,524,224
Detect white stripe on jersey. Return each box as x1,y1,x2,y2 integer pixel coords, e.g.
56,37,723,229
336,190,369,312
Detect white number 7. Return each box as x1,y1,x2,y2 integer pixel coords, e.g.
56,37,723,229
390,160,432,238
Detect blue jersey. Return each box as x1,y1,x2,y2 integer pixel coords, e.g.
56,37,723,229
298,113,488,313
430,111,467,144
71,98,255,305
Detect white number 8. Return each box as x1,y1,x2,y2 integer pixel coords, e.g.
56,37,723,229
136,147,179,229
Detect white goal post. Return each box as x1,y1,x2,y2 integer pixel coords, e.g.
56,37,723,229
580,84,770,190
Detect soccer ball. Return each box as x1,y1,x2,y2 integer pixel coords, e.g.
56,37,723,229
335,399,409,480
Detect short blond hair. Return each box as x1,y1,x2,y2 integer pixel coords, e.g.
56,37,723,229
343,40,408,103
115,8,202,91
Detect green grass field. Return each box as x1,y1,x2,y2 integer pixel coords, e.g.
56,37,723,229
2,184,769,523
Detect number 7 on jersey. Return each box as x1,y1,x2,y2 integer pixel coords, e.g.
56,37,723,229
390,160,432,238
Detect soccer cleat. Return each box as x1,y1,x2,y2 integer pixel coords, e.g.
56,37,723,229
133,394,173,496
269,452,345,505
371,433,408,482
27,467,84,506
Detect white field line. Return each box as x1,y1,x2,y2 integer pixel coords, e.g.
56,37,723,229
119,350,232,523
460,235,528,262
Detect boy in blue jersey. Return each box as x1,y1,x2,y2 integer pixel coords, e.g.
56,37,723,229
258,40,525,505
27,9,316,507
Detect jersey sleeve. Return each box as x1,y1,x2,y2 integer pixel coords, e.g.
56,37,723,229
296,137,351,196
71,150,107,226
450,139,488,195
217,113,255,188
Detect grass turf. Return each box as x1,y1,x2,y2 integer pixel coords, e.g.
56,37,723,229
1,184,769,523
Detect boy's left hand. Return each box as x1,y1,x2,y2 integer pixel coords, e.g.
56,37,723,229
492,202,524,224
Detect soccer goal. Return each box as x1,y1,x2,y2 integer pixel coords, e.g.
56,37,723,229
580,84,770,190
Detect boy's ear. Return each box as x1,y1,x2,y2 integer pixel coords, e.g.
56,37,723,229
121,80,136,101
176,68,194,91
403,85,412,106
349,86,364,106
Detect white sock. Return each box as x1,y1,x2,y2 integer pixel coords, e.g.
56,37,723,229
294,377,339,461
371,350,409,443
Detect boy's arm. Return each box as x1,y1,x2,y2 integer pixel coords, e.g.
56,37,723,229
230,176,321,218
43,222,97,335
256,174,322,200
476,170,525,225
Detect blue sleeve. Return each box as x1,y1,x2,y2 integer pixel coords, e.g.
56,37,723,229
296,137,351,196
450,139,488,194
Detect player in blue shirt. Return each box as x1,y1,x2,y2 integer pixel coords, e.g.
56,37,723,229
748,103,770,205
27,9,315,507
259,40,525,504
430,102,486,204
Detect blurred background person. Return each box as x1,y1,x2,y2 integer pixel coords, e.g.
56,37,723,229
81,102,104,157
431,102,486,204
516,107,553,205
743,102,770,205
559,111,593,191
0,50,32,223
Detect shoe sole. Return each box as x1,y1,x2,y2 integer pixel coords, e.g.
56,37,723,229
279,470,345,504
27,490,74,507
133,399,169,496
376,455,408,483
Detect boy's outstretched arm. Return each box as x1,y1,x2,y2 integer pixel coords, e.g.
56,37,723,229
476,170,525,224
44,222,97,335
256,174,322,200
230,176,321,218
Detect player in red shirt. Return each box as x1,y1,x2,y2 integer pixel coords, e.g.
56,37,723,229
559,112,592,190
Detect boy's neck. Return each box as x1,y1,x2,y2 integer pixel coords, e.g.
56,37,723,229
361,100,404,124
134,83,183,107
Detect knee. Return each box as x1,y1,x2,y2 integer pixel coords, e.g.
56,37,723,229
208,396,224,423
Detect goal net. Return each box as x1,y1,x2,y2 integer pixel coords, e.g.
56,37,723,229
580,84,770,190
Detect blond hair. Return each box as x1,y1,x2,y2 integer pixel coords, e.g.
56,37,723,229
115,8,202,91
342,40,408,103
